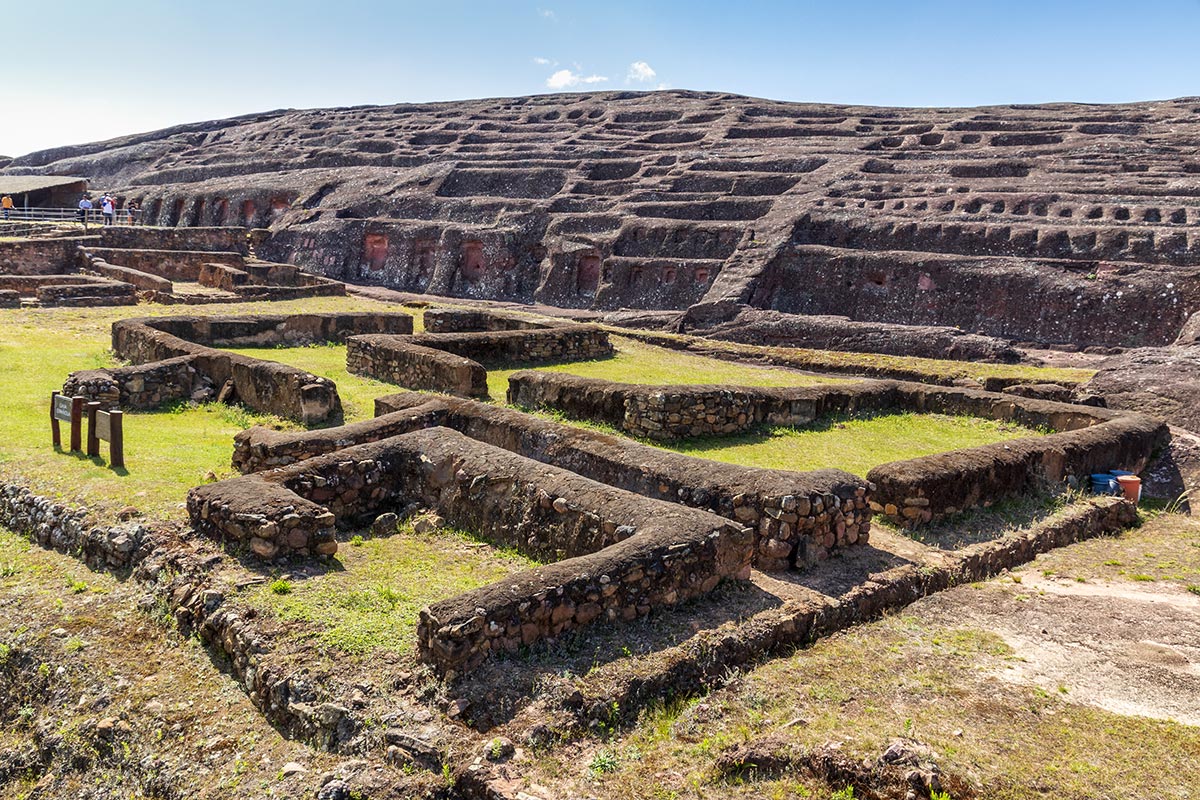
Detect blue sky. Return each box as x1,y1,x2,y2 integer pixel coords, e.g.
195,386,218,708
2,0,1198,157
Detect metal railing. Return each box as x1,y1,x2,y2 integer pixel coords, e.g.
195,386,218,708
0,206,144,226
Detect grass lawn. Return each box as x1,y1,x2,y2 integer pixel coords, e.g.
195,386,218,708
660,411,1041,477
485,336,845,399
242,521,539,658
0,300,1045,519
0,296,409,520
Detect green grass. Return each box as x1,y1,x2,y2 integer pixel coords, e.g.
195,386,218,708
246,523,539,657
0,299,1057,520
0,296,406,519
485,337,846,400
1031,512,1200,586
658,412,1040,477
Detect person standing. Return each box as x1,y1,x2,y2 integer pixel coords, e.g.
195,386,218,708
1,194,13,220
78,195,93,230
125,200,139,226
101,194,115,226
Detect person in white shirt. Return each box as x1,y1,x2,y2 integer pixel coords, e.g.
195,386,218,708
78,196,93,229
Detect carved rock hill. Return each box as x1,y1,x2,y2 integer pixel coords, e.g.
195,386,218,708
6,90,1200,348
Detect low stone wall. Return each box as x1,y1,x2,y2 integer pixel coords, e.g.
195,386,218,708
243,261,333,289
83,256,173,293
189,426,753,674
507,371,897,440
188,475,338,560
0,274,95,294
0,482,153,572
346,324,611,399
676,302,1023,363
0,289,18,308
569,496,1138,731
99,226,250,254
106,320,339,424
0,273,138,306
230,282,346,302
408,325,613,365
198,262,249,291
73,313,412,425
867,413,1166,525
0,237,97,275
377,392,871,569
115,312,412,351
0,479,370,749
231,398,448,472
423,309,550,333
347,335,488,397
504,372,1168,526
80,246,244,282
36,278,138,306
64,355,207,410
197,260,347,300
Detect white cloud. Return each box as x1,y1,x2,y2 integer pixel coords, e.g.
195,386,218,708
532,57,551,65
626,61,657,83
546,69,609,90
539,8,556,19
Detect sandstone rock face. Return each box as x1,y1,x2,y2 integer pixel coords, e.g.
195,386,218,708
7,90,1200,348
675,302,1022,362
1084,345,1200,433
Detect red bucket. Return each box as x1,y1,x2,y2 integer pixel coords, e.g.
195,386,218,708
1116,474,1142,504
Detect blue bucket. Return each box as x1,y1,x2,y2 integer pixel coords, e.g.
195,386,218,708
1090,473,1119,495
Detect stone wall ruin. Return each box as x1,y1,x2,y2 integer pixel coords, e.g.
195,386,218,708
347,311,612,398
507,371,1167,524
190,426,754,673
65,312,414,424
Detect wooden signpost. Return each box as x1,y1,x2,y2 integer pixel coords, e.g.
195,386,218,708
51,392,125,468
50,391,84,451
85,401,124,468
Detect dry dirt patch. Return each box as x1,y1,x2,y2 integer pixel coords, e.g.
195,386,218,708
921,512,1200,726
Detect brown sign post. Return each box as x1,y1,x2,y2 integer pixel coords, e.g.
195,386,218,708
51,392,84,452
87,405,125,469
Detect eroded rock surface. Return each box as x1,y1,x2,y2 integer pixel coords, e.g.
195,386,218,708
1084,344,1200,432
6,90,1200,348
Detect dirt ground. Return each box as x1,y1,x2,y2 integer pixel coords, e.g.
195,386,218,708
936,512,1200,727
497,512,1200,800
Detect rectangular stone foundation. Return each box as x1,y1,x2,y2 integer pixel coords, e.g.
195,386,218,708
188,426,754,674
346,323,612,398
377,393,871,569
505,371,1166,526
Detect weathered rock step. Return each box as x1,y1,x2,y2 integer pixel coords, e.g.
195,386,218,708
628,199,774,221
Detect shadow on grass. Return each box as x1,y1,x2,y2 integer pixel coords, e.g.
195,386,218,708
52,445,129,476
